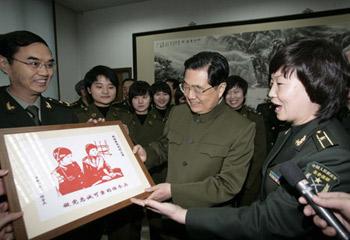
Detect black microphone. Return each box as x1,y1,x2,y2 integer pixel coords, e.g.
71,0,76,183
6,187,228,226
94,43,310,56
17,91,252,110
279,161,350,240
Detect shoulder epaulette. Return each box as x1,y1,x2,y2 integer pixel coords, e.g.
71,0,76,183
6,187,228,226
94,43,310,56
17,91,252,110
46,97,71,107
312,129,336,151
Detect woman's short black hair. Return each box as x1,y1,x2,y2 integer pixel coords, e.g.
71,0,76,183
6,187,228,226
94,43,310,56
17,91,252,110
128,80,151,106
224,75,248,97
269,38,350,121
150,81,172,108
84,65,119,89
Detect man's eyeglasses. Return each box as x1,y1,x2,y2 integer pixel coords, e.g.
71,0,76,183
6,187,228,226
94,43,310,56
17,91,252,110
179,83,214,95
11,58,56,71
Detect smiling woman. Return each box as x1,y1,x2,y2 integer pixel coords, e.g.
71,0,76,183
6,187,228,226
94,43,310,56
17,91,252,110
73,65,120,122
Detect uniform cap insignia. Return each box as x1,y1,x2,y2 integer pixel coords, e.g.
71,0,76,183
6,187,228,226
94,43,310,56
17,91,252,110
295,135,306,146
6,102,16,111
305,161,339,193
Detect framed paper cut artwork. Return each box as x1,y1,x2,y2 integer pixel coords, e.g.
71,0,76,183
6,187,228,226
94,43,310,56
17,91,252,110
0,121,154,240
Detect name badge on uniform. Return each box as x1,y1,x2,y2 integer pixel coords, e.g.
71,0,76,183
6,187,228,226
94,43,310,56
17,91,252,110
304,161,339,193
269,170,282,185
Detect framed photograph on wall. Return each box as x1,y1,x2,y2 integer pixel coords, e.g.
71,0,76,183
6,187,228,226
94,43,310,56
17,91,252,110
0,121,153,240
133,8,350,108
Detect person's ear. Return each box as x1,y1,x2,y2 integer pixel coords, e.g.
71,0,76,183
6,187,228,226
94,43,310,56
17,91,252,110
218,82,227,98
87,87,92,94
0,55,10,74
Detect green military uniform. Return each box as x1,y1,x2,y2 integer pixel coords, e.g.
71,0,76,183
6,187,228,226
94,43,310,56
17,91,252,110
104,107,166,240
69,97,88,111
234,105,267,206
147,101,255,208
152,105,173,123
74,103,120,122
186,118,350,240
113,99,132,111
0,86,77,128
117,107,166,183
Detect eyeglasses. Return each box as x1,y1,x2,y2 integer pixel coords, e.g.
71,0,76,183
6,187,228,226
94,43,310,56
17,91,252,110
179,83,214,95
11,57,56,71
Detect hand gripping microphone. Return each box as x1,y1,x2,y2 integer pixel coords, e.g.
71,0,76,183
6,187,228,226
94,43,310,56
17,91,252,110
279,161,350,240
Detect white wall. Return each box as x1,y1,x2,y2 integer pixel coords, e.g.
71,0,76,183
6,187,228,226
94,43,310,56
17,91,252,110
55,4,81,102
0,0,58,98
56,0,350,101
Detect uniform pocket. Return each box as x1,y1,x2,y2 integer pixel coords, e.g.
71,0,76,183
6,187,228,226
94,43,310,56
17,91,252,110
199,143,229,157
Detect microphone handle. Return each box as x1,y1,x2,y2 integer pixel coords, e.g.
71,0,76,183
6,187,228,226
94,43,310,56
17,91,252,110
298,183,350,240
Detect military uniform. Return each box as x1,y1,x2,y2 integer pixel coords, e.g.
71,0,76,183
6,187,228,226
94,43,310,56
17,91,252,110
0,86,77,128
147,101,255,208
113,99,132,111
100,107,166,240
234,105,267,206
186,118,350,240
73,103,120,122
69,97,88,111
117,107,166,183
256,101,289,153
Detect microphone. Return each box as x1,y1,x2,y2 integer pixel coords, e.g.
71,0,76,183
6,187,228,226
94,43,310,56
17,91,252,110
279,161,350,240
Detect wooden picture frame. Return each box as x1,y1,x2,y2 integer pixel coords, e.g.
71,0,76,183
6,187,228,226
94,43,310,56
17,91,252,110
0,121,153,240
132,8,350,108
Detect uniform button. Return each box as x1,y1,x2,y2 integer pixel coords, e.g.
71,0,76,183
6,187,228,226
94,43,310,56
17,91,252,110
271,126,275,130
187,138,193,144
182,161,188,166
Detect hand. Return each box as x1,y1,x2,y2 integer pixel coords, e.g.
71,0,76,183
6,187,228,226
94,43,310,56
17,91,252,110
0,170,8,196
0,202,22,240
130,198,187,224
299,192,350,237
133,144,147,163
121,123,129,135
146,183,171,202
87,118,105,124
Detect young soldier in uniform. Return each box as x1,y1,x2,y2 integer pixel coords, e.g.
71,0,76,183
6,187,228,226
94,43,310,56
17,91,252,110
133,39,350,240
74,65,120,122
224,75,267,206
134,51,255,239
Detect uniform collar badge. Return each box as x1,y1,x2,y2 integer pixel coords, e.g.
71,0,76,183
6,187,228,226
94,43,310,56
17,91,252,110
305,161,339,193
45,101,52,109
295,135,306,147
6,102,16,111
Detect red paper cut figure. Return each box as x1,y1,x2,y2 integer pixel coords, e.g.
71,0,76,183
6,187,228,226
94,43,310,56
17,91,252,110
52,147,85,195
82,143,123,186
